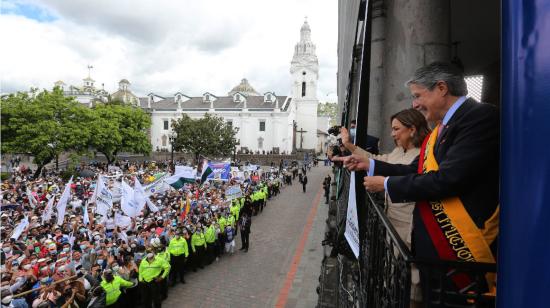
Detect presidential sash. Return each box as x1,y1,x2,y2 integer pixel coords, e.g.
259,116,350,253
416,124,498,291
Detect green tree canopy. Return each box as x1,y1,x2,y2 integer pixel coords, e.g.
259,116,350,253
1,87,93,177
90,103,152,165
318,102,338,126
171,113,238,162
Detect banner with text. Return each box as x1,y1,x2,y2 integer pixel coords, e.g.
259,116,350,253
344,172,360,258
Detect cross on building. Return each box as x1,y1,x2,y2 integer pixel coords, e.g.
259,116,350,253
297,127,308,150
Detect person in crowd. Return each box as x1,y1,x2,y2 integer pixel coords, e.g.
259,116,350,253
239,211,252,252
302,174,308,193
334,62,500,302
323,175,331,204
224,224,236,255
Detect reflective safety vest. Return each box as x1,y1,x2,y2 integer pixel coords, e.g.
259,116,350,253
191,232,206,252
218,217,227,232
205,226,216,244
230,204,240,221
157,250,171,264
101,276,133,306
227,215,236,228
168,237,189,257
138,257,170,283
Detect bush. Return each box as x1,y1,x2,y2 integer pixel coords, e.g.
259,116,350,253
0,172,10,181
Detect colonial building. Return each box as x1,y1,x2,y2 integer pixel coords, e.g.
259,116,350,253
58,20,322,155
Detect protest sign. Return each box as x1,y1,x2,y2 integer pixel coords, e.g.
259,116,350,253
225,185,243,200
207,162,231,181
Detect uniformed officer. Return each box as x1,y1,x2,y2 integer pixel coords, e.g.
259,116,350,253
217,213,227,256
153,239,171,300
204,222,216,264
100,269,134,308
191,225,207,270
138,250,171,308
168,230,189,285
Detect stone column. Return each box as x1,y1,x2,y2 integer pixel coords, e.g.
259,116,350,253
367,0,387,140
379,0,450,151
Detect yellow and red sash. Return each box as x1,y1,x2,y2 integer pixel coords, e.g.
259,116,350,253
417,124,498,291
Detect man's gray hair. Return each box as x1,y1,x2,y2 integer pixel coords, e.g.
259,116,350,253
406,62,468,96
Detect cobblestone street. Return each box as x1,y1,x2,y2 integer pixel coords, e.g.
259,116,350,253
163,166,330,307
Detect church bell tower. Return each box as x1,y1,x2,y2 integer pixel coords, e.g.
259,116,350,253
290,18,319,151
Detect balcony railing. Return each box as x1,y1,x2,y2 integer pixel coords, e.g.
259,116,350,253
360,192,498,307
319,168,497,307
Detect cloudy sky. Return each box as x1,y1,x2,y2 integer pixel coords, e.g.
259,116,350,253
0,0,337,101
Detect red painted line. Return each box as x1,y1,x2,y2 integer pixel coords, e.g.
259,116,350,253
275,184,323,307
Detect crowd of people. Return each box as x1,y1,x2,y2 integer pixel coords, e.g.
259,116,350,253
0,159,301,308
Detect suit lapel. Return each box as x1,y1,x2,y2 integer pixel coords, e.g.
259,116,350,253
434,98,476,159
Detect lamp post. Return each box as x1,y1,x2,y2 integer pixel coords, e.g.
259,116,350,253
169,133,176,173
233,139,240,163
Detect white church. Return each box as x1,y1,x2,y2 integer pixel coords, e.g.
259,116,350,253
56,20,328,154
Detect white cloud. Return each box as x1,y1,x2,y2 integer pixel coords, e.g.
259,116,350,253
0,0,337,100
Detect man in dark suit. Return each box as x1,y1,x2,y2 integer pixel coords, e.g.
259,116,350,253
335,62,500,301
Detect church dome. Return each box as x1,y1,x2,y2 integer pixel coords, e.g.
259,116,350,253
228,78,260,96
119,79,130,85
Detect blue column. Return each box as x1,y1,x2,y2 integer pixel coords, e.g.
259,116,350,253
500,0,550,306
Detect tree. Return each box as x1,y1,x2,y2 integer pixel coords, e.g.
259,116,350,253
89,104,152,165
318,102,338,126
1,87,93,177
171,113,238,162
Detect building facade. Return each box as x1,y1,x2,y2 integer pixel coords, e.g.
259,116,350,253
58,20,322,155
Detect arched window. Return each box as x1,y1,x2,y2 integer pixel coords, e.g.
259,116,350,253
301,82,306,97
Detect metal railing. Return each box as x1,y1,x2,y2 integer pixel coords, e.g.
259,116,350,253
361,192,497,308
319,168,497,307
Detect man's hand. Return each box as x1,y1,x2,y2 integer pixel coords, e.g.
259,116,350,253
363,176,386,193
331,154,370,171
155,277,163,283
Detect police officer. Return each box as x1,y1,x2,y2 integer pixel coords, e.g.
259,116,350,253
191,225,207,270
100,269,134,308
139,250,170,308
168,230,188,285
204,221,216,264
153,239,170,300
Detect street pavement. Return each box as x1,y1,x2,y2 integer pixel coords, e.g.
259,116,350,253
163,165,331,308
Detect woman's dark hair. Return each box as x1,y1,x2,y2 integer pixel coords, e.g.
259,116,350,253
390,108,431,148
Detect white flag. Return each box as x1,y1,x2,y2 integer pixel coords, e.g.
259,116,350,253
117,230,129,243
42,197,55,222
133,178,148,214
114,212,132,229
26,187,37,207
146,198,160,213
121,181,139,217
94,176,112,216
11,216,29,240
56,176,73,226
83,202,90,226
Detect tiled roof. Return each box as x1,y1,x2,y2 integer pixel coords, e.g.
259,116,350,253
142,95,289,111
